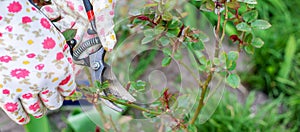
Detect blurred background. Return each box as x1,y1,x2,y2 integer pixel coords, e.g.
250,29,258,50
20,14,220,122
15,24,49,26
1,0,300,131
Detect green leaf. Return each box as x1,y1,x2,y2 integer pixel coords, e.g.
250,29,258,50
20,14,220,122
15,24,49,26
236,22,252,32
65,91,83,101
142,36,155,44
242,10,258,23
244,33,253,44
191,41,204,51
247,4,256,8
162,48,172,56
227,1,240,9
244,45,255,54
144,29,155,37
167,28,180,37
251,20,272,30
94,81,101,88
226,54,237,71
132,80,147,92
168,20,182,29
154,26,165,35
188,124,198,132
159,36,170,46
227,51,239,61
199,56,207,65
220,52,227,64
142,111,157,118
227,61,237,71
226,74,240,88
162,11,173,21
202,0,215,12
165,0,177,11
237,0,257,4
279,35,297,79
213,58,220,66
62,29,77,41
162,56,172,67
251,38,264,48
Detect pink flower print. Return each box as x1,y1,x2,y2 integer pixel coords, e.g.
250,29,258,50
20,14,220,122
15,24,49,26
100,28,105,36
29,102,40,112
41,90,49,95
70,21,76,28
78,5,83,11
69,89,76,96
7,1,22,13
2,89,10,95
109,10,114,16
35,64,44,70
26,53,36,58
63,44,69,52
44,6,54,13
34,114,43,118
59,75,71,85
97,15,104,22
40,18,51,29
22,93,33,99
0,32,2,37
31,7,36,11
10,69,30,79
5,102,18,112
18,118,25,123
42,37,56,49
56,52,64,60
5,26,13,32
22,16,32,24
41,98,48,102
66,1,75,10
67,57,73,64
0,16,2,21
0,55,12,63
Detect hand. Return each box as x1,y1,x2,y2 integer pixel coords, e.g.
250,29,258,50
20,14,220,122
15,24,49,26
40,0,117,52
0,0,76,125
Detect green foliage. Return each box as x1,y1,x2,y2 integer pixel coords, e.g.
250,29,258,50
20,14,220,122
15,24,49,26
62,29,77,41
226,74,240,88
21,0,277,131
238,1,300,129
195,91,293,132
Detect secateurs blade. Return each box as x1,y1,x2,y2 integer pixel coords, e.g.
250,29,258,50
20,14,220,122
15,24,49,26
67,0,136,112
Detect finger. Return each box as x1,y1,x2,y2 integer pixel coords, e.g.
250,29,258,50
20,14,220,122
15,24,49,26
0,99,30,125
20,94,46,118
39,88,64,110
103,31,117,51
93,0,117,51
40,4,61,21
57,74,76,97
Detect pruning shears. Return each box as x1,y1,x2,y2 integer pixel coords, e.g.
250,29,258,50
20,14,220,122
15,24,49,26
67,0,136,112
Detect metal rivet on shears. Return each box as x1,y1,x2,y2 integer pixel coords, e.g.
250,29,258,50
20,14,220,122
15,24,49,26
91,62,100,70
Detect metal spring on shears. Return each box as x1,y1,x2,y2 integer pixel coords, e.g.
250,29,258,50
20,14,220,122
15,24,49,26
73,37,101,59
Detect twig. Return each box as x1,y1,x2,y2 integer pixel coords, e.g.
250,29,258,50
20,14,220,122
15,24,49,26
100,95,162,115
109,115,119,132
219,5,228,47
189,72,213,124
189,4,227,125
94,103,109,132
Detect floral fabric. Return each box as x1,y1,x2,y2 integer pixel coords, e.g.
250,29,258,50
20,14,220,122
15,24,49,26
40,0,117,54
0,0,76,125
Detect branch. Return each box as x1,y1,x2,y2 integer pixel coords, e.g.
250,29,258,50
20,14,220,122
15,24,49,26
99,95,162,115
189,4,228,124
189,72,213,124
